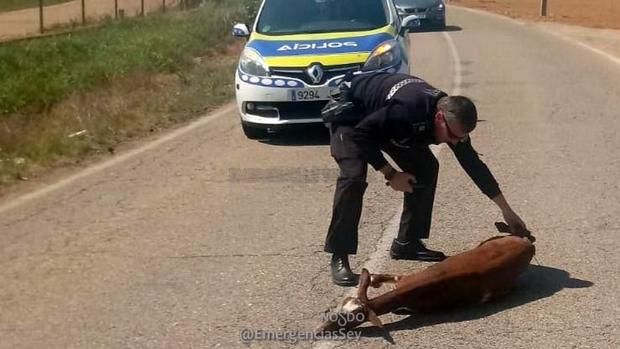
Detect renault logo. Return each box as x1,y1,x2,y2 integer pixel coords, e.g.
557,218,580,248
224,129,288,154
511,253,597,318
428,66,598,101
306,64,324,84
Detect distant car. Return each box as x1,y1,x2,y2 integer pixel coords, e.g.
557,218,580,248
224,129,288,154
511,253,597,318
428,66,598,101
393,0,446,29
231,0,421,139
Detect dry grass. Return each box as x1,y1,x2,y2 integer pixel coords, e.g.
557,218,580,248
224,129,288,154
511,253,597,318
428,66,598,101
0,0,251,190
0,44,241,187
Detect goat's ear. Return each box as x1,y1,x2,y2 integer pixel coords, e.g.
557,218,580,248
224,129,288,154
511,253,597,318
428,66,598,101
358,268,371,302
367,309,383,328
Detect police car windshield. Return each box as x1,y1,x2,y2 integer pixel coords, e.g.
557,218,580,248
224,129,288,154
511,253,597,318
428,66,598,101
257,0,390,35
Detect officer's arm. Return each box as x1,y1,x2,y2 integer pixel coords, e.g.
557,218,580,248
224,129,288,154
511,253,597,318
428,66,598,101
351,110,389,170
449,138,501,199
451,139,529,232
351,103,410,170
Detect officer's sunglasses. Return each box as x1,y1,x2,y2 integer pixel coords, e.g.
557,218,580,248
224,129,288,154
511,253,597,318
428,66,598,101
442,113,469,143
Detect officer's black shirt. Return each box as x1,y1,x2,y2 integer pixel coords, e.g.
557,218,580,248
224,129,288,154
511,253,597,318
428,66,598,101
348,72,501,199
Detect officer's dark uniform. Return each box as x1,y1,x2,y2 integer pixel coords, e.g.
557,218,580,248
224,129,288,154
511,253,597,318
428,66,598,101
324,72,502,255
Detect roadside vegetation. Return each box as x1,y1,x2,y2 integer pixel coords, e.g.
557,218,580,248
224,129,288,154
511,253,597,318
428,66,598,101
0,0,255,189
0,0,72,12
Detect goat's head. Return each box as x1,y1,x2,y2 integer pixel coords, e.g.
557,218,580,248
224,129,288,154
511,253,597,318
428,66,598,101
315,269,383,333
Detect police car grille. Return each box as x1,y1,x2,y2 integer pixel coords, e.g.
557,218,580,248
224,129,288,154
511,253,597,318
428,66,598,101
271,101,328,120
270,64,361,86
404,8,426,13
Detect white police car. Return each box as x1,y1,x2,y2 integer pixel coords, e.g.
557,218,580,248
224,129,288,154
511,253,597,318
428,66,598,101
232,0,421,139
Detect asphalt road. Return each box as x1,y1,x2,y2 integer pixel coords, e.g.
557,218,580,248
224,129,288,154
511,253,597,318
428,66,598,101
1,6,619,349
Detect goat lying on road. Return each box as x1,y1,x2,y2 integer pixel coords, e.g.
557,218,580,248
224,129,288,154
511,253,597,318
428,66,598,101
317,235,536,332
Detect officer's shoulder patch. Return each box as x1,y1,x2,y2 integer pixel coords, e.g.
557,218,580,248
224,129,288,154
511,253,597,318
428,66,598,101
422,88,443,98
410,121,428,135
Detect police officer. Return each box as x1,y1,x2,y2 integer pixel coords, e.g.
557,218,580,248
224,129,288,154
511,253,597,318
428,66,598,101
324,72,527,286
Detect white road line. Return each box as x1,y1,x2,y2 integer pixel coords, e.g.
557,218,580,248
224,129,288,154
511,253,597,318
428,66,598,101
548,31,620,68
312,32,462,348
0,104,236,215
311,215,401,349
443,32,463,95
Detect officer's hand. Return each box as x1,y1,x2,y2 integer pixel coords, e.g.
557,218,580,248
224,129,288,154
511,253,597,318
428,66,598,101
503,209,527,234
388,172,417,193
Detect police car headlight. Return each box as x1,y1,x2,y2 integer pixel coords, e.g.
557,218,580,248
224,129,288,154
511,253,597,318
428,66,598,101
362,40,402,71
239,47,270,76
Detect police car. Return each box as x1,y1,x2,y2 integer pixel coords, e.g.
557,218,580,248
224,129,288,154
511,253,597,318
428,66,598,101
232,0,421,139
393,0,446,29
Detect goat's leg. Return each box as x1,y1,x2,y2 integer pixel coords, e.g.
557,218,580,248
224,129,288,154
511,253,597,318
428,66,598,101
369,274,402,288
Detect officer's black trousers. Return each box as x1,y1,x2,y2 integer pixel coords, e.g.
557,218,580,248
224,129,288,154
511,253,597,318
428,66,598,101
324,125,439,255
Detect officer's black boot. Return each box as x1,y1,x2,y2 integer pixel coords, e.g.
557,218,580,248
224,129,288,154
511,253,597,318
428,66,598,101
330,254,359,287
390,239,447,261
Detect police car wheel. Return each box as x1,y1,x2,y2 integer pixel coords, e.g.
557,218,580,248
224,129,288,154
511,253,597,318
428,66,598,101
241,123,267,140
437,18,446,30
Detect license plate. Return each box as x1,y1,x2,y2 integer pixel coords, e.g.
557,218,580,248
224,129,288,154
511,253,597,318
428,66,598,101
290,89,322,101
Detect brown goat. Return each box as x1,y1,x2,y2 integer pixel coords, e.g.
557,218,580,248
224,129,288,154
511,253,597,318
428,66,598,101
317,235,535,332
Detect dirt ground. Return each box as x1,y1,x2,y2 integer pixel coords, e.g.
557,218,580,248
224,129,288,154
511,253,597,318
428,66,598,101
451,0,620,30
0,0,180,41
